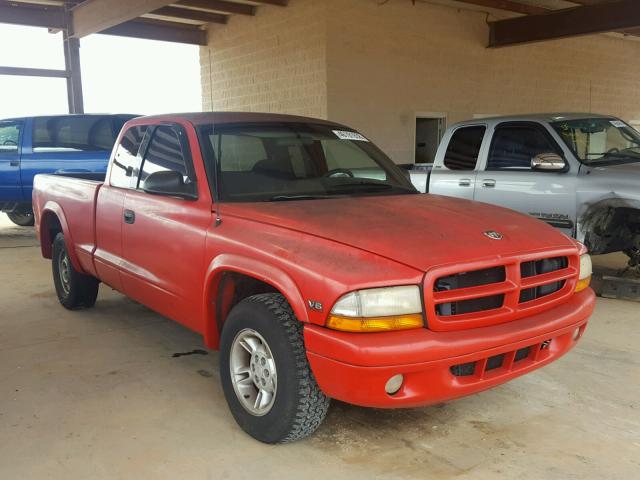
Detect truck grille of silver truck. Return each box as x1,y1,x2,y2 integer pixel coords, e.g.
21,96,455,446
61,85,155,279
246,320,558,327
424,249,580,332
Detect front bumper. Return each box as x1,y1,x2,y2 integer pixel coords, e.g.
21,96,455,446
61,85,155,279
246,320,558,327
304,289,595,408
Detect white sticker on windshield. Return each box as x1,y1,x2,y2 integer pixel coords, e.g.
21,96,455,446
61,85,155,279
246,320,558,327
610,120,627,128
333,130,369,142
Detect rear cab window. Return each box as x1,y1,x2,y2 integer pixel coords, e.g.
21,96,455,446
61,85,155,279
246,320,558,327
32,115,127,153
443,126,486,170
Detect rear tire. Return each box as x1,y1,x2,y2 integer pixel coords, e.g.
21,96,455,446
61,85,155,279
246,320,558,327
7,209,34,227
52,233,99,309
219,293,330,443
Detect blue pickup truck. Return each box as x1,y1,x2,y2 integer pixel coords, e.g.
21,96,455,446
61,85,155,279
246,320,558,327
0,114,136,226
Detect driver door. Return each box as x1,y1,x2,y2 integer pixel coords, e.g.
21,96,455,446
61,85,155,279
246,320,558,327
120,124,212,331
474,122,578,236
0,121,23,202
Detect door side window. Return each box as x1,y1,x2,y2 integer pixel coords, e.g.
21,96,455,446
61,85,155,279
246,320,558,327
0,122,21,153
443,126,486,170
138,126,191,188
110,125,148,189
488,124,561,170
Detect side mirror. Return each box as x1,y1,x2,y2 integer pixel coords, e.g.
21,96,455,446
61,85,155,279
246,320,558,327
142,170,197,200
531,153,566,172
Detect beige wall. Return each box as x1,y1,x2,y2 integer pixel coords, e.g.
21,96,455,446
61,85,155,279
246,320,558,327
200,0,327,118
201,0,640,163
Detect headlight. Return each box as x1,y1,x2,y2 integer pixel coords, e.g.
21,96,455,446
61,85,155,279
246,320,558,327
327,285,424,332
575,253,592,293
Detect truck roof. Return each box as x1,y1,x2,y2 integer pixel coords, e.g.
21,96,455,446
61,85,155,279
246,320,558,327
455,112,616,127
132,112,349,128
1,113,138,122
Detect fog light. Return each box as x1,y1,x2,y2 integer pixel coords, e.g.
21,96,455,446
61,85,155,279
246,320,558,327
573,327,582,341
385,374,404,395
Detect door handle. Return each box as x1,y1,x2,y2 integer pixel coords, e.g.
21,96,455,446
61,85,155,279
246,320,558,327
458,178,472,187
9,160,19,167
123,209,136,224
482,179,496,188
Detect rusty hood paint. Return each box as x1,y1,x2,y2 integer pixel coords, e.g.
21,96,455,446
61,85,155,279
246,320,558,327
223,194,577,272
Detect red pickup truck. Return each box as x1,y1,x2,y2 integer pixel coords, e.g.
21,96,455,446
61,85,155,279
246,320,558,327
33,113,595,443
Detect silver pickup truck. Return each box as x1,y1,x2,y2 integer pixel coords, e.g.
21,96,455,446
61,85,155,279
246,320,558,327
407,113,640,270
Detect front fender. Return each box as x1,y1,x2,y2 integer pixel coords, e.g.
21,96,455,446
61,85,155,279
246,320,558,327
201,253,308,349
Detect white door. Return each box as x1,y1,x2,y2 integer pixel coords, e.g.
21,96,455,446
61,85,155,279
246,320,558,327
430,124,487,200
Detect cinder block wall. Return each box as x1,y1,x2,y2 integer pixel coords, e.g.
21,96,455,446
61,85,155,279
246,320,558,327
200,0,328,117
201,0,640,163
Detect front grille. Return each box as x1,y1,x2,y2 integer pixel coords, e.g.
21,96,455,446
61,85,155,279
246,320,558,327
450,344,542,378
436,267,505,316
519,257,568,303
514,346,531,361
425,249,580,332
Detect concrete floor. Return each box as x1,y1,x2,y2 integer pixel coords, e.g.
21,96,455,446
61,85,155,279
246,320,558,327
0,214,638,480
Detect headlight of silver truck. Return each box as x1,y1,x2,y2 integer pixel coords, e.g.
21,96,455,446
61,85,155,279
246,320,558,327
327,285,424,332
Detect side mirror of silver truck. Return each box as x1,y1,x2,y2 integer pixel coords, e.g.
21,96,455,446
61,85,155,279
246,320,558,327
531,153,566,172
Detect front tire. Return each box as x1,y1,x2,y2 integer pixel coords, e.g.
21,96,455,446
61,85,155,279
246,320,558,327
52,233,99,309
220,293,330,443
7,209,35,227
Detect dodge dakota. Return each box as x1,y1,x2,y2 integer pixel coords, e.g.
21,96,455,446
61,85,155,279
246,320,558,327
0,114,135,226
33,113,595,443
407,113,640,273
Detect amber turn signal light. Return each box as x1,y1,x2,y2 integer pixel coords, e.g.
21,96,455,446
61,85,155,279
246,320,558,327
575,276,591,293
326,313,424,332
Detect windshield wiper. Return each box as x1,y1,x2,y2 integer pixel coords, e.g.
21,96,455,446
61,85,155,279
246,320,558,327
327,181,416,193
592,150,640,164
605,151,640,158
269,194,335,202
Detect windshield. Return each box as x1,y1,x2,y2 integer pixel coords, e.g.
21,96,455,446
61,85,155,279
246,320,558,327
551,118,640,166
197,122,417,202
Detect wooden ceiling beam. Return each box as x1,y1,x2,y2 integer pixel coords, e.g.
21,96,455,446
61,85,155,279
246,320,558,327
150,5,228,23
101,18,208,44
71,0,176,38
253,0,288,6
0,0,65,29
175,0,256,15
452,0,548,16
489,0,640,47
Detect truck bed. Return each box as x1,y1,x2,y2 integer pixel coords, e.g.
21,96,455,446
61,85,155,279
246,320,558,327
32,173,103,277
400,163,432,193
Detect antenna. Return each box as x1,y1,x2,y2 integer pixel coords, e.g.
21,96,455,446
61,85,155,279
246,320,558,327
212,118,223,227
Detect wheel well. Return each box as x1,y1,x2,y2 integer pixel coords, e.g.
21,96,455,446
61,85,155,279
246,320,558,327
215,272,280,334
581,205,640,255
40,212,63,259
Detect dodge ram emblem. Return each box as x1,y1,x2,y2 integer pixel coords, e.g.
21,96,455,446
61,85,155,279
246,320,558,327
484,230,503,240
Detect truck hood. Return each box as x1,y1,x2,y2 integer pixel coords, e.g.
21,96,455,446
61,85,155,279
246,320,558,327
585,161,640,177
579,161,640,202
223,194,576,272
